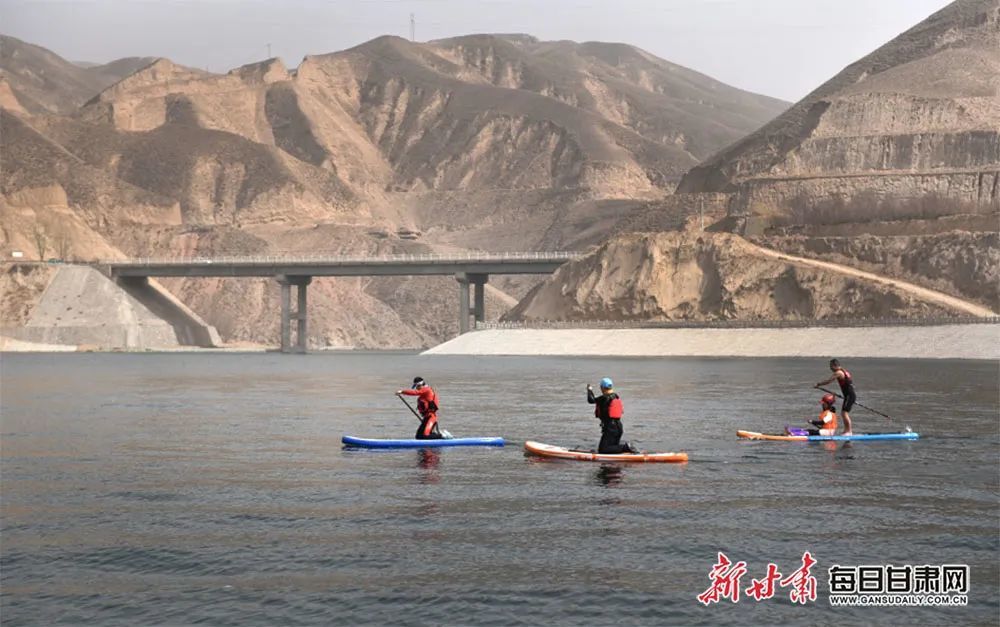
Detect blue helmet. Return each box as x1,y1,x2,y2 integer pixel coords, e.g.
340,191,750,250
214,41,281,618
600,377,613,389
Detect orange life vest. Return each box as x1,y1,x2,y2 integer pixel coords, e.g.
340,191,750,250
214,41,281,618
818,409,838,433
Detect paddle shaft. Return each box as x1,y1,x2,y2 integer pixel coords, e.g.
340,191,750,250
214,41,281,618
396,393,422,421
818,387,892,421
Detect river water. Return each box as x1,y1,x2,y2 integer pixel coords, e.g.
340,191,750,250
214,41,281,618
1,353,997,626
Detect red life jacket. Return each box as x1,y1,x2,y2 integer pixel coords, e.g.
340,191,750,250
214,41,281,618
608,397,623,419
837,368,854,394
417,387,439,416
595,393,623,420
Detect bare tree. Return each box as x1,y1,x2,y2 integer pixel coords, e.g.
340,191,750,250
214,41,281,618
32,225,48,260
55,231,73,261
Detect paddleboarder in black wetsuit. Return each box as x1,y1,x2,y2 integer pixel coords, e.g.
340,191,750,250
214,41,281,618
587,378,639,454
816,359,855,435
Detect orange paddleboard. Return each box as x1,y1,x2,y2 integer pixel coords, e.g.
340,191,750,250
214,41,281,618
524,440,688,463
736,430,808,441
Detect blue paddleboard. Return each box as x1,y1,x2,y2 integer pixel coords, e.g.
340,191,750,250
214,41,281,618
805,432,919,441
740,429,920,442
342,435,505,449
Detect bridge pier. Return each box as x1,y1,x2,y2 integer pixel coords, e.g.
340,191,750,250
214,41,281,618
472,274,488,325
278,275,312,353
456,273,488,333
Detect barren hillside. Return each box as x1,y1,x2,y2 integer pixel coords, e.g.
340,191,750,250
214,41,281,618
8,8,993,347
0,111,180,255
677,0,999,216
507,229,962,322
31,114,362,226
0,33,788,347
432,34,787,161
0,34,156,114
73,36,785,206
591,0,1000,317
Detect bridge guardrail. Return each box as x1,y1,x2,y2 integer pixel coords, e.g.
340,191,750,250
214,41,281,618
476,316,1000,330
101,251,584,266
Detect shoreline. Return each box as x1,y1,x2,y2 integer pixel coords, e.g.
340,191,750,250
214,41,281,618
5,324,998,360
422,324,1000,360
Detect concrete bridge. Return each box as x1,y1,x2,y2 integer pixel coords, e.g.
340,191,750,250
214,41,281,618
103,252,579,352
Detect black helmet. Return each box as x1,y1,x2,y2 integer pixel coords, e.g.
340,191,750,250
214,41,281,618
412,377,426,389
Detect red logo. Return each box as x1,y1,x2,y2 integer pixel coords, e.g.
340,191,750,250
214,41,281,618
780,551,818,604
746,563,782,601
697,552,748,605
699,551,818,605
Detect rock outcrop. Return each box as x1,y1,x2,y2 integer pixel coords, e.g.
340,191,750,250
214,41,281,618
507,230,957,321
756,230,1000,310
677,0,999,225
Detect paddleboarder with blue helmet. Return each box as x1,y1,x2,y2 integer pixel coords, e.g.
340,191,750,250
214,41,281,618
587,377,639,454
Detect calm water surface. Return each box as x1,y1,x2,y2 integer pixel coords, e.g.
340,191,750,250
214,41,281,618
1,353,998,626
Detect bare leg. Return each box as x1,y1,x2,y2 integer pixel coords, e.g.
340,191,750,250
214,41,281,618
842,412,853,436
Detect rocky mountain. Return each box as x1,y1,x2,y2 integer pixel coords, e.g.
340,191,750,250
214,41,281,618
738,0,1000,312
11,3,992,348
71,35,785,208
520,0,999,321
0,34,156,114
424,34,786,163
0,33,787,347
677,0,999,221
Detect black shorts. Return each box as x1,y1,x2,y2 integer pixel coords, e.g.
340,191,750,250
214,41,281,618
842,388,856,413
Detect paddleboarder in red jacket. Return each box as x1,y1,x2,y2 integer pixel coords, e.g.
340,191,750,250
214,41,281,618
398,377,443,439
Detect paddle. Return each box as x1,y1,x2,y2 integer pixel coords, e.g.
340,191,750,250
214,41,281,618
396,393,453,439
816,386,893,421
396,392,423,420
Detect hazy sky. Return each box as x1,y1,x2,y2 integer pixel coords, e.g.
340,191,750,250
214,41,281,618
2,0,953,101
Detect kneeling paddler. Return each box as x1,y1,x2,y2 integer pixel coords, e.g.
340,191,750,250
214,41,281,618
587,378,639,454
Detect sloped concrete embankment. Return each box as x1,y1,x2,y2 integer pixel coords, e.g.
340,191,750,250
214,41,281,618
424,325,1000,360
5,265,220,350
115,276,222,347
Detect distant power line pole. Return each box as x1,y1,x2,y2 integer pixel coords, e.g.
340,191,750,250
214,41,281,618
266,43,272,58
410,13,415,41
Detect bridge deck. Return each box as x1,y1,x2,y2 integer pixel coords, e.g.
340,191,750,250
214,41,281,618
105,252,580,278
